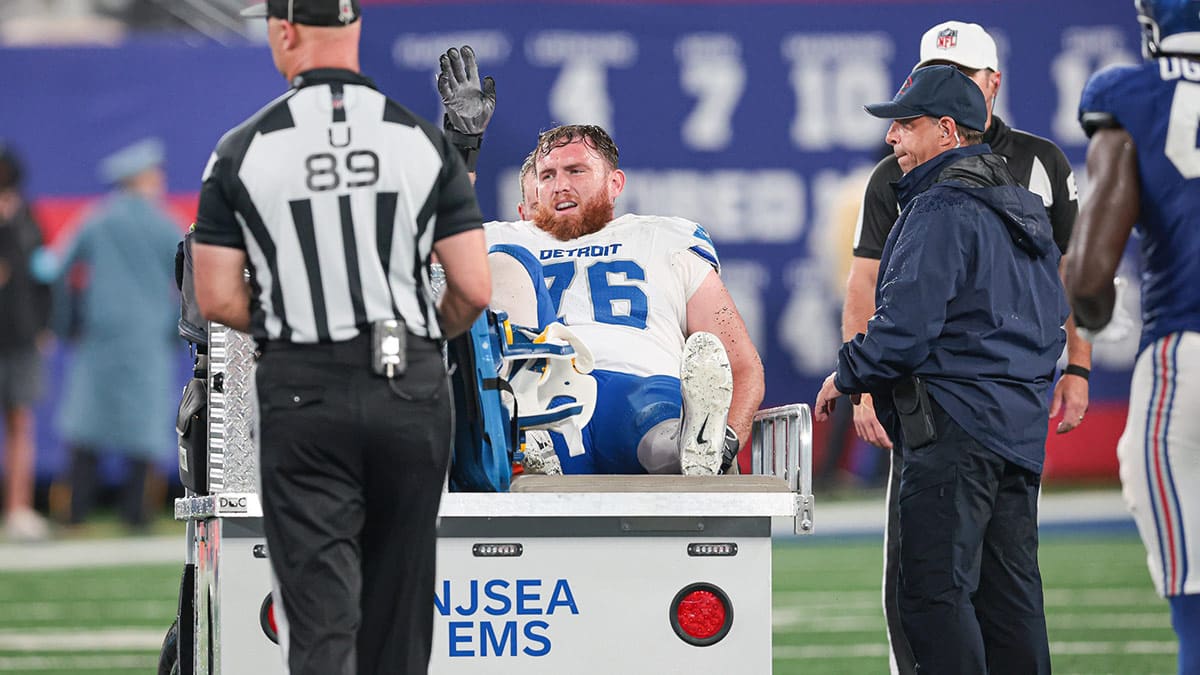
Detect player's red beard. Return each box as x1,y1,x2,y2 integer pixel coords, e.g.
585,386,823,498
531,192,615,241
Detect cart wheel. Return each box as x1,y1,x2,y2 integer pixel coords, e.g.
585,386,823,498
158,617,179,675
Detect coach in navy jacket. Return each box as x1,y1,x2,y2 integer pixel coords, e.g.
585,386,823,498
815,66,1067,675
837,140,1067,473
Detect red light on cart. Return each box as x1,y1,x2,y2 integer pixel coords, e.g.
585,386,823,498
669,583,733,646
260,594,279,644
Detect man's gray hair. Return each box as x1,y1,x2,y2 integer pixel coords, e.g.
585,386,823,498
958,126,985,145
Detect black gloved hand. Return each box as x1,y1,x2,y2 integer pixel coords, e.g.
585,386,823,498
437,45,496,136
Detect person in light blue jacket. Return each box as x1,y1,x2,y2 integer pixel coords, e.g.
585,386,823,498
41,138,182,529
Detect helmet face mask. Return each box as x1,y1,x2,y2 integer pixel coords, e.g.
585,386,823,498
1136,0,1200,58
1137,0,1163,58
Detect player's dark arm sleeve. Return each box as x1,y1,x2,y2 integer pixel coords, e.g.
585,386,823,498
1080,112,1122,137
193,155,246,249
836,200,963,393
1047,147,1079,254
851,158,902,260
432,134,484,242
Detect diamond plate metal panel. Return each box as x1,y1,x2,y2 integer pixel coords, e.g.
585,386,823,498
208,324,259,494
430,262,446,299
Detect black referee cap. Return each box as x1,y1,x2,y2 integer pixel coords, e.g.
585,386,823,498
241,0,360,26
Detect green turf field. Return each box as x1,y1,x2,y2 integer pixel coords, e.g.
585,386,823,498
0,533,1176,674
773,533,1177,675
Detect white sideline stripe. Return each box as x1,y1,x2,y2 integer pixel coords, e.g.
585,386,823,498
775,587,1160,609
0,580,177,602
0,536,181,571
774,489,1131,537
772,609,1170,631
0,492,1132,569
1052,640,1177,655
772,610,879,632
774,643,889,659
773,641,1178,660
0,629,164,650
0,655,158,670
0,600,174,620
1043,588,1161,605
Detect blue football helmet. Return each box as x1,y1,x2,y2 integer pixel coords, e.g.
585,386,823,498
1136,0,1200,57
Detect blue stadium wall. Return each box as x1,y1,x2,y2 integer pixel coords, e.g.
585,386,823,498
0,0,1144,481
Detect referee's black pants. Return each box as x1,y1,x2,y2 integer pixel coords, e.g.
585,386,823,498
884,442,918,675
894,400,1051,675
256,334,451,675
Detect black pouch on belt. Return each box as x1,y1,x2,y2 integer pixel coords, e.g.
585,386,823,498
893,375,937,449
371,319,408,377
176,375,209,494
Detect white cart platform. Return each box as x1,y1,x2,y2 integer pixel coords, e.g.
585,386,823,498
172,326,814,675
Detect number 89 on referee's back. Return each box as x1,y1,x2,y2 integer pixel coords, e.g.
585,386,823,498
304,150,379,192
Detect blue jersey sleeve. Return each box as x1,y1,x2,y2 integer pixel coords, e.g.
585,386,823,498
1078,58,1200,349
687,223,720,273
1078,63,1141,137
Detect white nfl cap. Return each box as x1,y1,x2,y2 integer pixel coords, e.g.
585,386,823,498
915,21,999,72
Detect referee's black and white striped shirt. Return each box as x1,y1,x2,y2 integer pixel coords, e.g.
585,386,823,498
193,68,482,342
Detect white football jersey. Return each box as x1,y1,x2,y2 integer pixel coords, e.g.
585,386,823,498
485,214,720,377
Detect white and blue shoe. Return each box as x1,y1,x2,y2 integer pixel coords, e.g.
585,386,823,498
678,332,733,476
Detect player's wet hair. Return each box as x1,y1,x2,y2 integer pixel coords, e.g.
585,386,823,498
535,124,620,170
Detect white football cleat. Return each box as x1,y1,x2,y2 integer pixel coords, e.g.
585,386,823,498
677,332,733,476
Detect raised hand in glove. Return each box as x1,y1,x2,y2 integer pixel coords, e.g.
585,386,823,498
437,45,496,136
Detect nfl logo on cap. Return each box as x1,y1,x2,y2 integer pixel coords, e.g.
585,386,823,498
915,21,1000,72
338,0,353,23
937,28,958,49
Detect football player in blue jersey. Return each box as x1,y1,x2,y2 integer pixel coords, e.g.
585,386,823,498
1065,1,1200,671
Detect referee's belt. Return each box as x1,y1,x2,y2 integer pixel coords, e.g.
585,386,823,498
259,331,441,366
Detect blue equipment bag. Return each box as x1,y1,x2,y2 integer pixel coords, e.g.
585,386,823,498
447,310,517,492
174,228,209,495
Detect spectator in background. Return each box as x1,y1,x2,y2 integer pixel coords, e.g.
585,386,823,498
36,138,181,530
0,142,51,541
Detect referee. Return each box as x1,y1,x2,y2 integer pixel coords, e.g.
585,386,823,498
840,21,1088,675
191,1,490,673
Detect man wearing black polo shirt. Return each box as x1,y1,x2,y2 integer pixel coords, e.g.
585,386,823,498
840,21,1090,675
191,1,491,673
